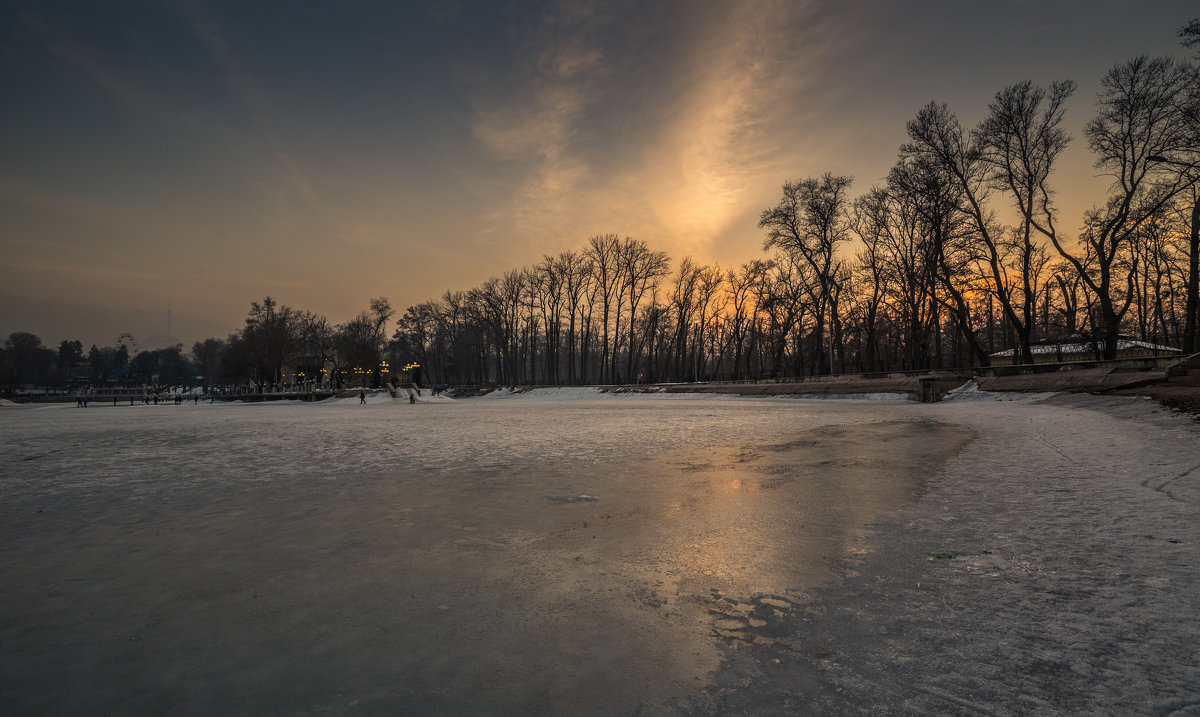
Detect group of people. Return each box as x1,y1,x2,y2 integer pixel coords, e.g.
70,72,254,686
75,393,203,407
359,388,426,405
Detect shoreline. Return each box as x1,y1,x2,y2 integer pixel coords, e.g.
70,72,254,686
469,378,1200,421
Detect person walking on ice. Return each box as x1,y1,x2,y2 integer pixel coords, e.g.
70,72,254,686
360,390,366,404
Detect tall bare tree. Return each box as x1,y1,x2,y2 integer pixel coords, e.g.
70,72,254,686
759,173,853,373
618,238,670,382
1045,56,1199,357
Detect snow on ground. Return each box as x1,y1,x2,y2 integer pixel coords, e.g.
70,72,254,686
476,386,609,399
942,379,1060,402
477,386,765,401
475,385,917,401
779,391,915,401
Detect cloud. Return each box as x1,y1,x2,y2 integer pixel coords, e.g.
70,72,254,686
464,0,844,264
0,258,162,283
426,1,461,25
175,2,346,241
0,176,149,234
19,11,165,118
467,1,616,243
175,0,273,125
334,224,385,247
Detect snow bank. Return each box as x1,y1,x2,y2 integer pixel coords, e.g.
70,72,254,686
477,386,609,400
477,386,762,401
942,380,1058,403
779,392,914,402
475,386,919,402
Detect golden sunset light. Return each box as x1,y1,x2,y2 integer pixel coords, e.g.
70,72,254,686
2,1,1194,350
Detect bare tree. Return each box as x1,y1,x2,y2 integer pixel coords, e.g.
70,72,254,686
903,102,1040,364
1180,17,1200,56
1043,56,1199,357
585,234,625,383
191,337,226,387
977,79,1076,356
556,250,592,384
618,238,670,382
759,173,853,373
241,297,298,391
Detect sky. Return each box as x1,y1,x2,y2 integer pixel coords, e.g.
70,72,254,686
1,0,1196,349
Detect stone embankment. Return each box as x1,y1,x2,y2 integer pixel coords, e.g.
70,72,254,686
607,353,1197,402
608,375,964,402
506,351,1200,417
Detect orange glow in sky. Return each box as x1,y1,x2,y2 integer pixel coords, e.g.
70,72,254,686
0,1,1194,346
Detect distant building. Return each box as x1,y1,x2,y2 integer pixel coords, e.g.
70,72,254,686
989,336,1181,366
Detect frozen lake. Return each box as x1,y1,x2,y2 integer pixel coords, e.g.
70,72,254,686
2,390,1198,714
2,390,944,490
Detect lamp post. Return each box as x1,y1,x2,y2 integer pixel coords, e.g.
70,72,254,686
1148,155,1199,353
828,280,835,376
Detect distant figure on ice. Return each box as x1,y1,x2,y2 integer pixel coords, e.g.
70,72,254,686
360,390,366,404
409,394,416,404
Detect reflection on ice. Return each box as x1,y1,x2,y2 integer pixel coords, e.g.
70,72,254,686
0,395,972,713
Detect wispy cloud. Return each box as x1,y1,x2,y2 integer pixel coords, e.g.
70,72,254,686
175,0,273,125
466,0,840,263
469,0,611,241
19,11,164,118
174,2,362,247
629,0,832,257
0,258,162,283
334,224,385,247
0,176,150,234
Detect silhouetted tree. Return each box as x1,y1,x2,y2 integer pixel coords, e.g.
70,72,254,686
57,340,84,384
191,338,226,387
760,173,853,373
5,332,45,393
241,297,298,390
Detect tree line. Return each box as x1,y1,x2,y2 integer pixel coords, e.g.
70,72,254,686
395,31,1200,385
3,23,1197,393
1,295,399,394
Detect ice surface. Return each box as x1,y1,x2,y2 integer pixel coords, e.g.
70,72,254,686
3,390,1198,714
1,394,919,498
